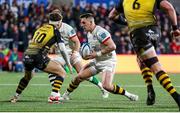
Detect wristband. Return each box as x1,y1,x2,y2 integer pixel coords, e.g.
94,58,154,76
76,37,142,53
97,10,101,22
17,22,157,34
172,25,178,31
96,51,102,57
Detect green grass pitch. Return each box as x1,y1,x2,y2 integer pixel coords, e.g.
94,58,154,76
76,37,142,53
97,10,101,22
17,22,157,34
0,71,180,112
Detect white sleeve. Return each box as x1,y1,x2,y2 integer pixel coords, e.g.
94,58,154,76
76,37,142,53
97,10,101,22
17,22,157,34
58,43,71,66
66,24,76,39
97,30,111,44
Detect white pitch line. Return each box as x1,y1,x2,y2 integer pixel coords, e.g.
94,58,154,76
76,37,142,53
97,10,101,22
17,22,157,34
0,84,180,87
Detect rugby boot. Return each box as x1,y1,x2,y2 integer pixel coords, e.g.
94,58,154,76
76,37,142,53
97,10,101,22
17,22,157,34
146,85,156,105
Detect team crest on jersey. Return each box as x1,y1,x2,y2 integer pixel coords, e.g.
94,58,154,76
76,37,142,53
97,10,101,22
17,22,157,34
70,29,75,34
100,33,107,40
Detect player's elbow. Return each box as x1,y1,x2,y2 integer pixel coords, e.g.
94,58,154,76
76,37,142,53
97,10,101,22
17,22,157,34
109,14,117,21
161,1,174,12
110,44,116,51
108,8,117,20
113,44,116,50
108,14,114,20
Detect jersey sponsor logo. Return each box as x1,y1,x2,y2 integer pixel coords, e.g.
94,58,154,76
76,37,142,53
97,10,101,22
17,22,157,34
145,29,159,40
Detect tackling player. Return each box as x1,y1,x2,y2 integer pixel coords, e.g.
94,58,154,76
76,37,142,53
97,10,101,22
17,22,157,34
10,9,72,103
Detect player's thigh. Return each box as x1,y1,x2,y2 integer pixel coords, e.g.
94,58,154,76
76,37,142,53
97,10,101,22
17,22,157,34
70,52,82,66
52,56,66,66
23,54,35,80
98,60,116,85
43,60,66,77
23,54,35,71
101,70,114,86
70,52,83,73
24,70,33,80
73,61,83,73
140,47,157,60
130,26,160,56
78,63,94,80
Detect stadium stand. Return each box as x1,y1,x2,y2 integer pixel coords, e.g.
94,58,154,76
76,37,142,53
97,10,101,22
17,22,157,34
0,0,179,71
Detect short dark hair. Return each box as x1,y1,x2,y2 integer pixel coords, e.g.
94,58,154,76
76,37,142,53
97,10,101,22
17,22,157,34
79,13,94,19
49,9,63,21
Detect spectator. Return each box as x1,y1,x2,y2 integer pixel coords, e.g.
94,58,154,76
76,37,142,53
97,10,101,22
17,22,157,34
10,1,18,19
0,1,179,55
18,23,28,52
8,45,18,71
170,38,180,54
0,44,3,70
1,44,11,71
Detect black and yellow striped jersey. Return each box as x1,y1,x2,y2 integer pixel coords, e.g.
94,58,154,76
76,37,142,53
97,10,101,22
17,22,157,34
116,0,163,32
25,24,63,55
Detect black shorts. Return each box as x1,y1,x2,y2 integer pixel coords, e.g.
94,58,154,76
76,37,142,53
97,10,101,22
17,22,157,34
23,53,50,71
130,25,161,55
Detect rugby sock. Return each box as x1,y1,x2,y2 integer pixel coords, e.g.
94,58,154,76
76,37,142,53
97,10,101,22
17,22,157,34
113,84,125,95
155,71,179,99
52,76,64,93
67,80,79,93
88,76,99,85
16,77,29,94
48,74,56,86
141,67,153,86
88,76,104,90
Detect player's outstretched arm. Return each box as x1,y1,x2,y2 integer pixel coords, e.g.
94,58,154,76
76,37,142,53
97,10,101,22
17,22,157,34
160,0,180,38
54,28,73,74
109,8,127,25
58,42,73,73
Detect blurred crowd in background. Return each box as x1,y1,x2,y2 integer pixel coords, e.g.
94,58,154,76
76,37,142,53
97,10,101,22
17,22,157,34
0,1,180,71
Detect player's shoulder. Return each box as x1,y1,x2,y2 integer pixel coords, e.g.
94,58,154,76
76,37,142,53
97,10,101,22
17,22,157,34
43,24,54,29
96,25,109,32
62,22,74,30
96,25,110,36
37,24,55,32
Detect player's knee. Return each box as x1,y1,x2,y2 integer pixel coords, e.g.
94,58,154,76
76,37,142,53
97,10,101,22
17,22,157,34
150,62,163,74
143,57,158,68
86,76,92,81
75,76,84,83
57,72,66,78
56,65,66,77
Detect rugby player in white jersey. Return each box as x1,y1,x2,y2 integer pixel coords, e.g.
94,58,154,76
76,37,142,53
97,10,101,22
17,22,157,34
61,13,138,101
48,10,109,103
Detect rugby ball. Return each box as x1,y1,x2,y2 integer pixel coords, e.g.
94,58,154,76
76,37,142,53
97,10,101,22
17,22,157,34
80,43,91,59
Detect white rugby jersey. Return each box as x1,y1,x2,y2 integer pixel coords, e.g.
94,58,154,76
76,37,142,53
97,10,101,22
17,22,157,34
57,22,77,54
87,25,116,61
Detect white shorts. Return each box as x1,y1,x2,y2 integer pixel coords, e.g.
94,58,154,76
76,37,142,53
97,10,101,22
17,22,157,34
88,58,116,75
52,52,82,66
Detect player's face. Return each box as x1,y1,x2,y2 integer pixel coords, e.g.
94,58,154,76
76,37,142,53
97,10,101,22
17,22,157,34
55,20,62,29
80,18,92,32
